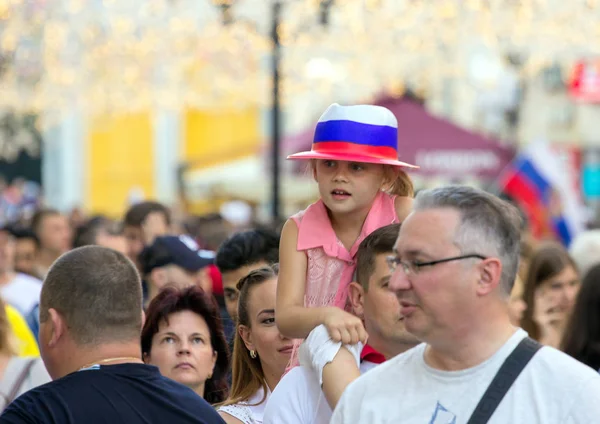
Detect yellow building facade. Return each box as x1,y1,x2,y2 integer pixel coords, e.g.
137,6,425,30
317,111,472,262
86,108,260,218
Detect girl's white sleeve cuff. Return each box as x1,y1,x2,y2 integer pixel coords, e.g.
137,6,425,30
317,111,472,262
298,324,362,385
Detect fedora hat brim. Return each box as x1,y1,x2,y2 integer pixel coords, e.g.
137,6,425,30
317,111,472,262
286,150,418,169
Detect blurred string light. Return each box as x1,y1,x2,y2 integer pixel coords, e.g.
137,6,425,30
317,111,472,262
0,0,600,121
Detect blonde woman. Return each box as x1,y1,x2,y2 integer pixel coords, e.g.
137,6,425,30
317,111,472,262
218,266,293,424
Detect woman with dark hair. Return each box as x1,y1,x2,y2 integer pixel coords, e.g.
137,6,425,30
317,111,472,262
521,242,580,347
561,264,600,371
141,286,229,404
218,265,294,424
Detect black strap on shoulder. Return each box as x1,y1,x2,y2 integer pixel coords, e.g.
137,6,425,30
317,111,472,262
466,337,542,424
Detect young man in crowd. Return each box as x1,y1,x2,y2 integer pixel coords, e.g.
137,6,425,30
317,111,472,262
215,228,280,322
0,226,41,318
139,234,214,307
7,226,39,277
31,209,72,279
122,201,171,273
73,216,127,254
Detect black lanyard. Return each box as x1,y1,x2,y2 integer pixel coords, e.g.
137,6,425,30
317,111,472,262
466,337,542,424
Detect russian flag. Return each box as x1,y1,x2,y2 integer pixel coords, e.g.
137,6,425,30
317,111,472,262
499,141,585,246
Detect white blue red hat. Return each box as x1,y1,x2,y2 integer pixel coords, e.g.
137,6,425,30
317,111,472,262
287,103,418,168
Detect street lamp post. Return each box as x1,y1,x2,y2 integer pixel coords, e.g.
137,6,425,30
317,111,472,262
271,0,282,224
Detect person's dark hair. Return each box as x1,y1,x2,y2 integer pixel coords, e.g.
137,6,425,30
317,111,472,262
221,265,278,408
521,241,578,341
356,224,400,291
561,264,600,370
414,186,523,295
138,239,172,277
6,225,39,248
31,208,61,237
141,286,229,404
215,229,279,273
123,201,171,228
186,214,230,251
73,216,122,249
39,246,143,345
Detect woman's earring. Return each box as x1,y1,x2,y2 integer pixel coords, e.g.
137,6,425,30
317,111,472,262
250,350,257,359
207,372,213,379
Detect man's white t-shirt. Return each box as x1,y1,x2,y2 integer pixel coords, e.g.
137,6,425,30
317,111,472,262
263,361,377,424
1,273,42,316
331,329,600,424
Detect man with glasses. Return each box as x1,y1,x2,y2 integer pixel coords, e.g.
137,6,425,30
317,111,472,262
331,185,600,424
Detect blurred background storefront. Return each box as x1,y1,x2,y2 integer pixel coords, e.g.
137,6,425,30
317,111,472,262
1,0,599,231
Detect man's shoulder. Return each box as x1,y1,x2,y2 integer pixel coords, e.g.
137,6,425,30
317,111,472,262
2,367,222,423
2,380,61,421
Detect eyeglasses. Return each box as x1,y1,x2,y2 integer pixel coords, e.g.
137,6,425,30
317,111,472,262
386,254,487,276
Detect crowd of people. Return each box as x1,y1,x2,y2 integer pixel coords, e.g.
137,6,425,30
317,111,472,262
0,103,599,423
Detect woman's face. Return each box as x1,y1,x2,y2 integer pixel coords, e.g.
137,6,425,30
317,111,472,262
146,310,217,394
535,265,580,324
240,278,294,382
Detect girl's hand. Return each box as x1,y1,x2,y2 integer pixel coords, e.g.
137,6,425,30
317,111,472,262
323,308,368,345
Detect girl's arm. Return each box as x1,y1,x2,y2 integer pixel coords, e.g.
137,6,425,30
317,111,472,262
276,219,328,339
277,219,367,343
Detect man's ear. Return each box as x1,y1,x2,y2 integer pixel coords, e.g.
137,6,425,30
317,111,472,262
47,308,65,347
476,258,503,296
348,282,366,318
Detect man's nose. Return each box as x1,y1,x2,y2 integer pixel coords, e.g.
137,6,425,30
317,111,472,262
389,268,411,292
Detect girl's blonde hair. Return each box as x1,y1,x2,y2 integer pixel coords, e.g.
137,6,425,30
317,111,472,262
383,165,414,197
308,159,415,198
219,265,279,408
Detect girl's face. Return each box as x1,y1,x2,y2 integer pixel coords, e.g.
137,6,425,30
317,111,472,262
146,311,217,395
314,160,387,216
239,278,294,384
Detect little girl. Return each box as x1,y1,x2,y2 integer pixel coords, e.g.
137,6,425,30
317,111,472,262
276,103,417,360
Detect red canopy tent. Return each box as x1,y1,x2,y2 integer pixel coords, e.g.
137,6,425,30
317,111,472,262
283,97,516,180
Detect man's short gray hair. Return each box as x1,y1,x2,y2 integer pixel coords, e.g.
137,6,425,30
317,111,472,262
414,186,523,295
